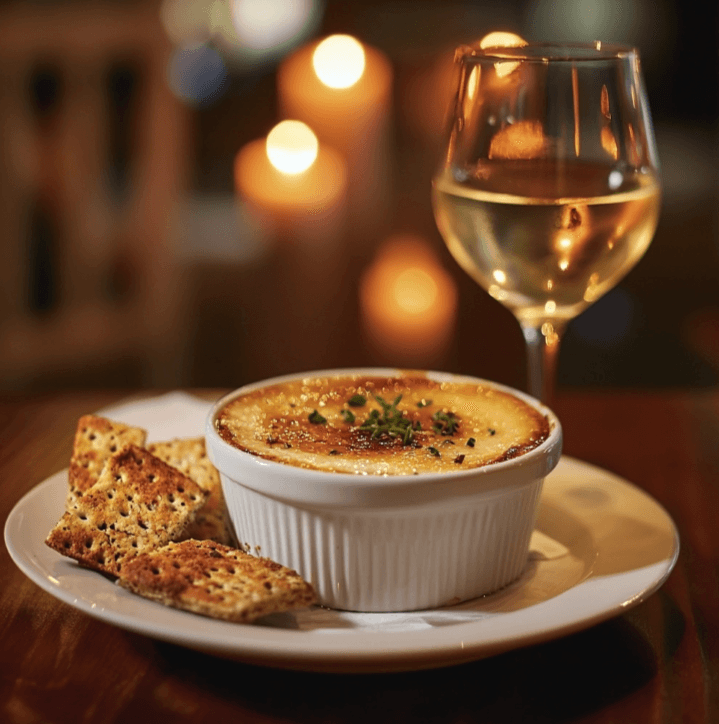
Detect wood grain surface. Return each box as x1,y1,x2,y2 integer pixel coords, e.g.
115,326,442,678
1,388,717,723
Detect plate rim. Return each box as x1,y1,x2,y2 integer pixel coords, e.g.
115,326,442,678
4,456,680,673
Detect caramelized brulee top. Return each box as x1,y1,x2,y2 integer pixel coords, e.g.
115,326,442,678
215,373,551,475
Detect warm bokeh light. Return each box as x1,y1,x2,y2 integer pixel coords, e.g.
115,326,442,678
466,65,480,101
360,235,458,363
479,31,527,78
479,31,527,49
392,267,439,316
601,126,619,159
312,35,366,89
265,121,319,174
550,204,590,276
489,120,547,159
600,85,619,159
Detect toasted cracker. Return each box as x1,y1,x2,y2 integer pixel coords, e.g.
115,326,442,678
117,539,317,622
147,438,233,545
46,445,208,576
67,415,147,509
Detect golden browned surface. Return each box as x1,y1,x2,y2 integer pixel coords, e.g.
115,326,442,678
67,415,147,509
46,444,208,576
148,437,233,545
118,539,316,623
216,373,550,474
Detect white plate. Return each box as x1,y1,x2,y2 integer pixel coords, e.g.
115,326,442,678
4,393,680,673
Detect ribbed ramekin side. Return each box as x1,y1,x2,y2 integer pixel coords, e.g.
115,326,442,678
221,476,543,612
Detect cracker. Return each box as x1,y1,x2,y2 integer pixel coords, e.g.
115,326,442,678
117,539,317,622
46,445,208,576
67,415,147,509
147,438,233,545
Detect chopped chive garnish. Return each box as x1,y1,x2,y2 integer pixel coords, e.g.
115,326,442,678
359,394,418,444
308,409,327,424
432,410,460,436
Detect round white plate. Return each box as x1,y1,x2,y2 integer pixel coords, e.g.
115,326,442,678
6,455,678,673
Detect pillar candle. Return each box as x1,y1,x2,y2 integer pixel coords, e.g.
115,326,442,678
234,121,349,375
277,35,392,241
234,120,347,247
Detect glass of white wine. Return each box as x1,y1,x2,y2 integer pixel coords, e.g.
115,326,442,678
432,41,661,403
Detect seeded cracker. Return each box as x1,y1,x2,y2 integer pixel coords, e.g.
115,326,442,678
46,445,208,576
147,438,233,545
118,540,317,622
67,415,147,510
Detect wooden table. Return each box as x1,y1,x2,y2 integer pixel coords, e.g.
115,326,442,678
1,387,717,723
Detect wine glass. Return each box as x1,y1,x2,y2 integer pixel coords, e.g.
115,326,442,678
432,41,661,403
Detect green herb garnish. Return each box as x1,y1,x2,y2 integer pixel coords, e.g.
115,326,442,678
348,394,367,407
488,428,496,436
428,446,440,457
359,395,417,445
417,399,433,408
308,409,327,425
432,410,460,436
466,437,476,447
341,409,356,423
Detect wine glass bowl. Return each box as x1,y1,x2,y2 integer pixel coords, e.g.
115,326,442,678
432,41,661,403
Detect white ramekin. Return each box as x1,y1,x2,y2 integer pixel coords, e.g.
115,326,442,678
205,369,562,612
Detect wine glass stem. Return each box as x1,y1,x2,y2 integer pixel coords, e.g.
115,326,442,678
521,322,565,405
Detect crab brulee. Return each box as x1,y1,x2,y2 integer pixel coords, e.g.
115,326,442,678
214,372,550,476
206,369,562,611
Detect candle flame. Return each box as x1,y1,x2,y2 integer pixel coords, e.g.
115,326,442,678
479,31,527,79
312,34,366,89
266,120,318,174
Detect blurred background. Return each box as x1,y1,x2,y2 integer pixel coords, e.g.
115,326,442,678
0,0,717,395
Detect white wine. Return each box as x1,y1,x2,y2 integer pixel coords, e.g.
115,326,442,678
432,160,661,326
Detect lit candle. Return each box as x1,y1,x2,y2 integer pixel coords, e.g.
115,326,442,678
234,120,347,246
360,234,458,366
277,34,393,240
234,120,349,375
